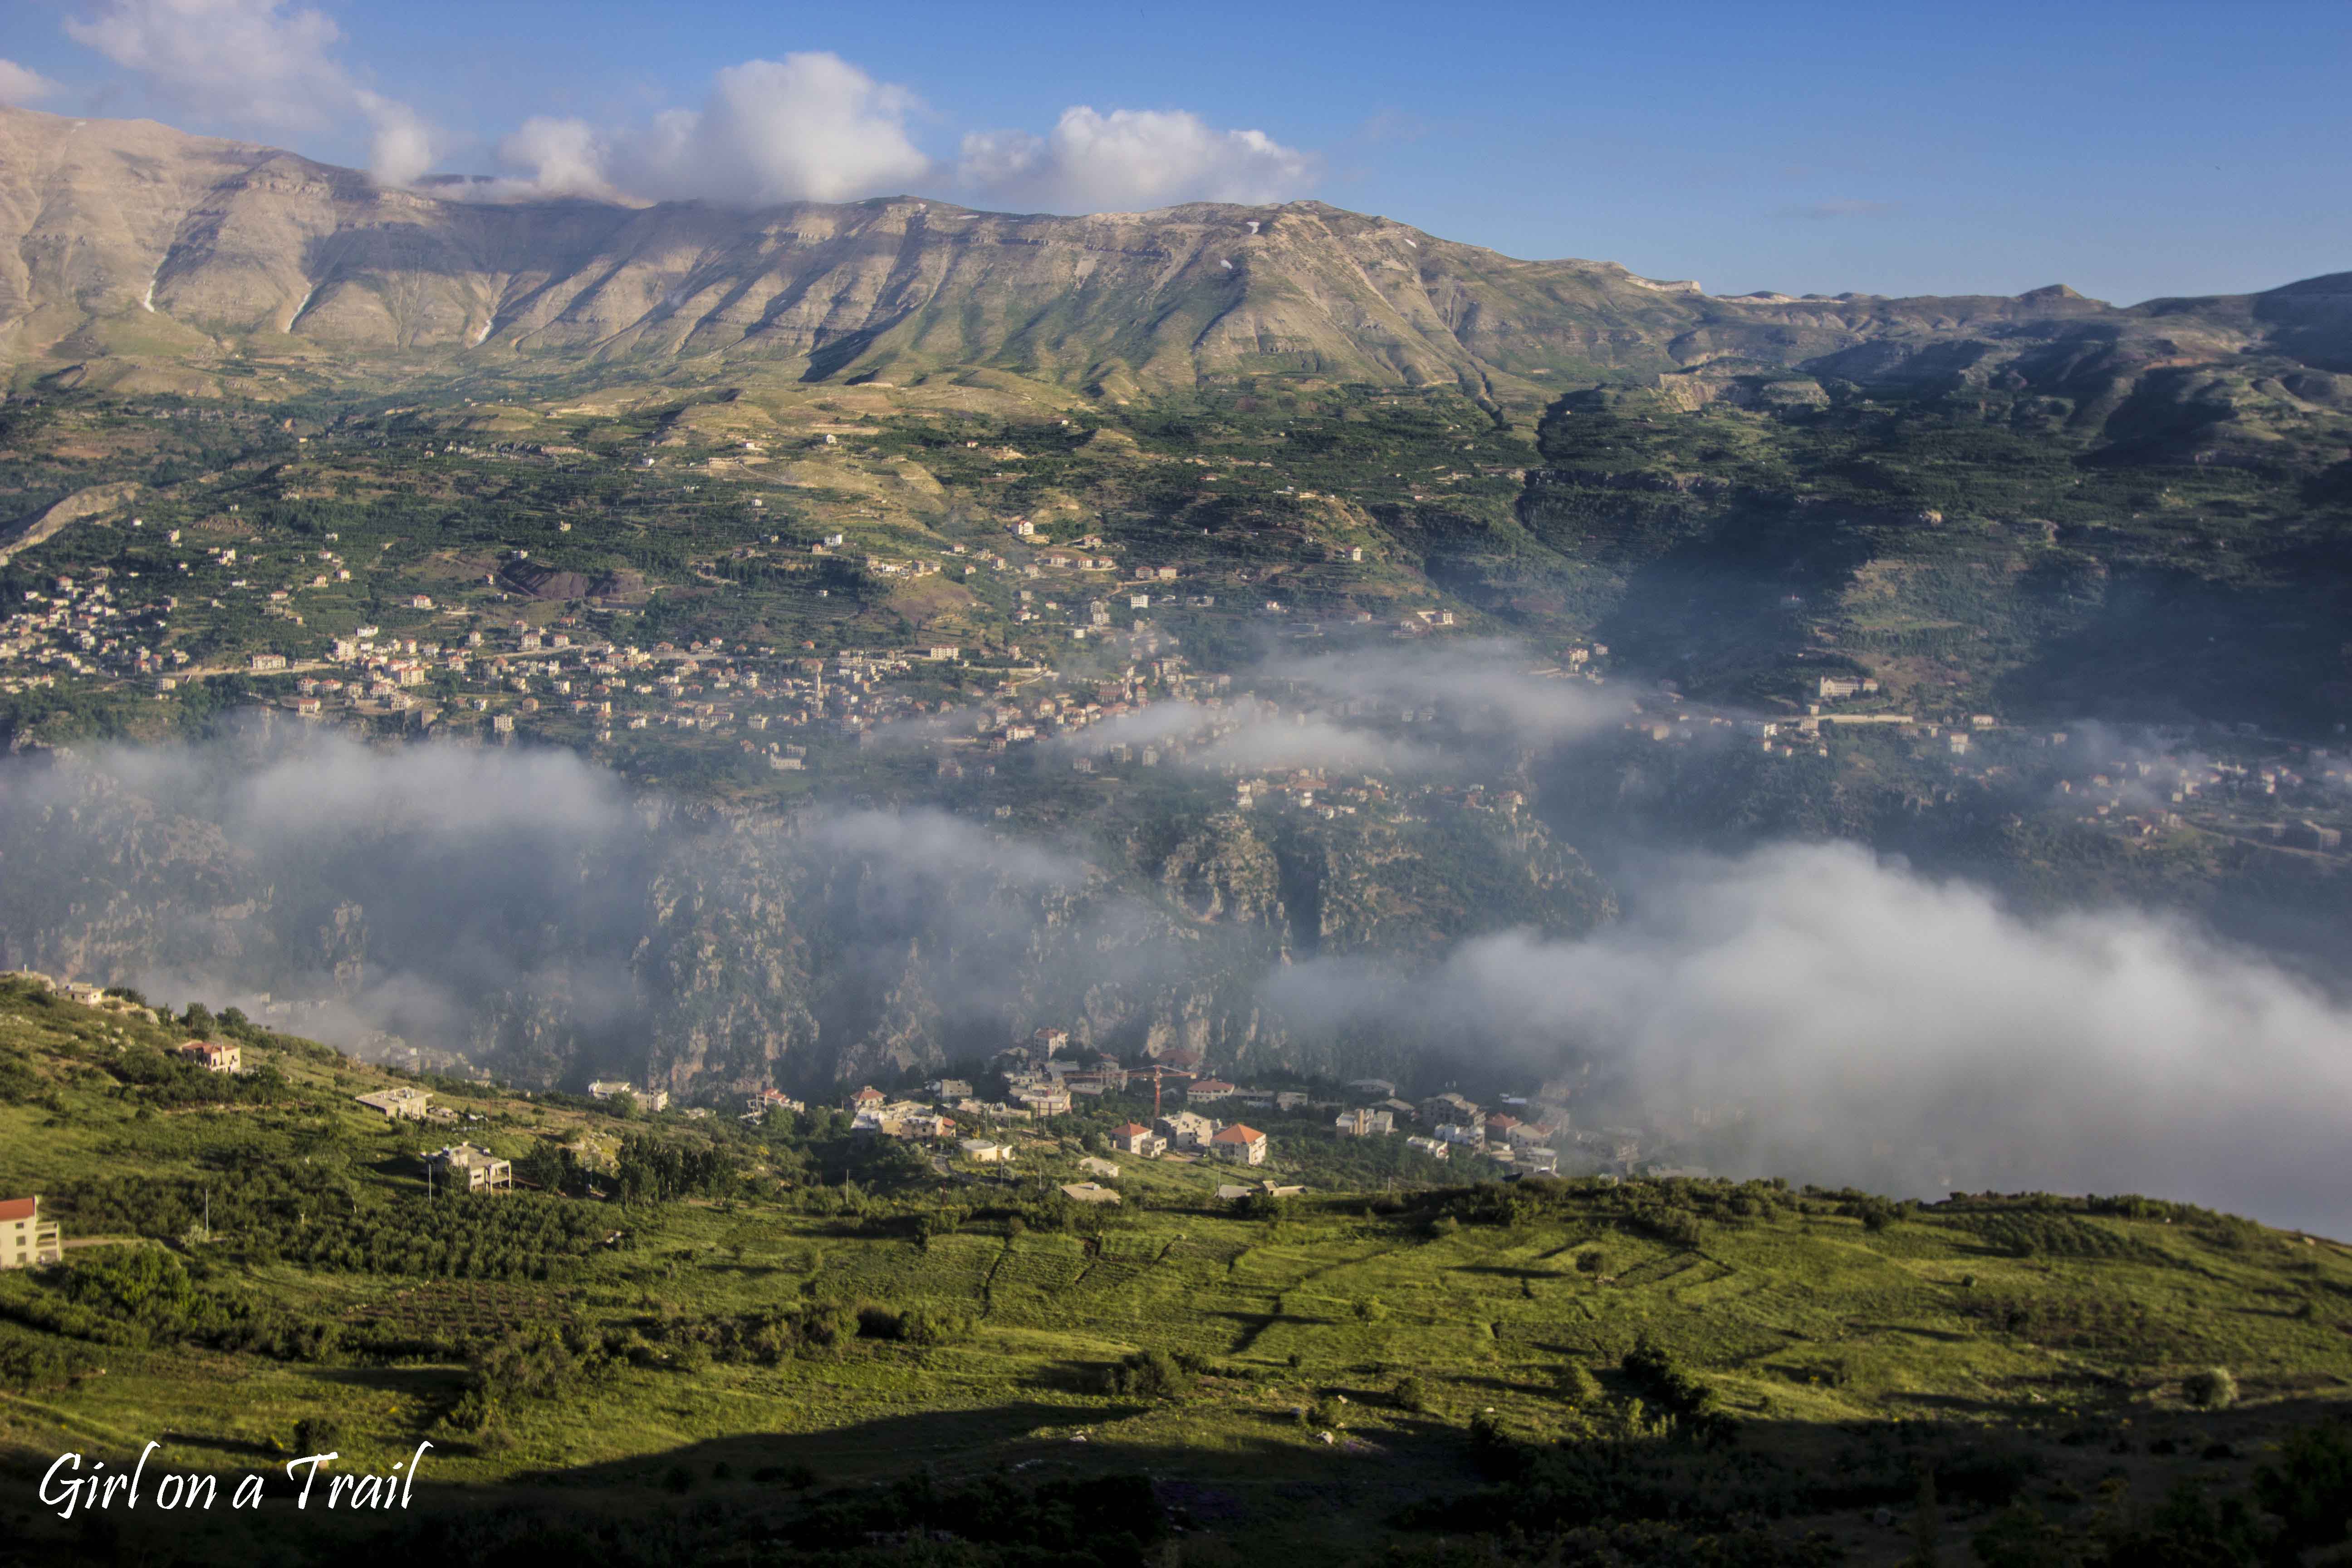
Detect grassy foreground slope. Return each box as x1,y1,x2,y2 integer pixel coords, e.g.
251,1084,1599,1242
1,980,2349,1566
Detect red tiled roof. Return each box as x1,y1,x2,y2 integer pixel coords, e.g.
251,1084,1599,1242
0,1196,37,1222
1112,1122,1152,1137
1212,1125,1264,1143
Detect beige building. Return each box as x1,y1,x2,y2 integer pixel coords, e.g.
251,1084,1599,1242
423,1144,512,1193
1109,1121,1166,1158
589,1080,670,1112
355,1086,431,1119
1016,1087,1073,1117
179,1039,241,1074
1,1196,62,1269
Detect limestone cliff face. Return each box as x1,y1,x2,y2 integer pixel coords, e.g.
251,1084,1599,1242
0,750,1617,1091
10,106,2338,397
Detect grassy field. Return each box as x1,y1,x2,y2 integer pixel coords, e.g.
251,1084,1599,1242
1,981,2348,1565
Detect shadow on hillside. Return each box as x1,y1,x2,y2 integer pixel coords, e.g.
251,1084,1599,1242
152,1430,283,1460
487,1396,1473,1504
1447,1263,1568,1281
17,1392,2352,1568
306,1363,469,1395
1844,1319,1976,1345
1208,1306,1340,1352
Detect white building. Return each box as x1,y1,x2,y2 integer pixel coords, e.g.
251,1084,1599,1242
0,1196,62,1269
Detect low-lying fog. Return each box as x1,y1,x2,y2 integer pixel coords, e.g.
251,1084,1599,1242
4,640,2347,1236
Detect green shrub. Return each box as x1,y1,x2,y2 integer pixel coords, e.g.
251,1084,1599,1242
1621,1335,1726,1439
1100,1348,1196,1400
2185,1367,2239,1409
291,1415,341,1455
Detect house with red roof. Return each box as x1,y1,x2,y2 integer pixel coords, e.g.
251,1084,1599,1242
1210,1124,1268,1166
1110,1121,1166,1158
179,1039,241,1074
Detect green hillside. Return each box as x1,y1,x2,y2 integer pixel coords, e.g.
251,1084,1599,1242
2,980,2348,1566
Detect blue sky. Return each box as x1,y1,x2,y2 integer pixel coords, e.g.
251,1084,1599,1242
4,0,2347,303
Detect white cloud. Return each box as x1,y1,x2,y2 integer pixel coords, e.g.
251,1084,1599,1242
494,115,612,198
958,106,1315,213
62,0,433,183
608,53,929,206
357,89,431,186
66,0,340,129
0,58,62,107
53,13,1306,217
461,54,930,207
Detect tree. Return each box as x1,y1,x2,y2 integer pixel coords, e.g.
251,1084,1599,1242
2254,1418,2352,1555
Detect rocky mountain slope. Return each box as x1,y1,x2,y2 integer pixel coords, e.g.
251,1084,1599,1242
5,106,2347,403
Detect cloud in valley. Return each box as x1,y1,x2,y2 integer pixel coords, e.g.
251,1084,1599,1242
1271,840,2352,1235
62,0,433,183
0,729,1134,1087
1053,639,1625,777
958,106,1317,213
6,694,2349,1232
1272,639,1627,748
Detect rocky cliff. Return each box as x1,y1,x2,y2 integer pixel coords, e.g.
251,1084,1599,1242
6,106,2346,402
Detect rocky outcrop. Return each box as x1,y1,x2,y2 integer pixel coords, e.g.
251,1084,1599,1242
0,482,140,565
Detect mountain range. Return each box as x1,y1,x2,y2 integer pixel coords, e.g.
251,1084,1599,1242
5,104,2349,408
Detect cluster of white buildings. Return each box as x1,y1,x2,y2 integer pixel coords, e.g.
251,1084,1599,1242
0,570,178,691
